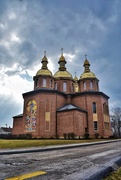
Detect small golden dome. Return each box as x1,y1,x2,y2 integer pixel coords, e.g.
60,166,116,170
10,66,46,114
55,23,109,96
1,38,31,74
74,72,78,81
80,55,96,79
36,69,52,76
35,51,52,76
42,55,48,61
59,55,65,61
80,72,96,79
54,70,72,78
84,59,90,66
59,48,66,61
74,75,78,81
74,76,78,81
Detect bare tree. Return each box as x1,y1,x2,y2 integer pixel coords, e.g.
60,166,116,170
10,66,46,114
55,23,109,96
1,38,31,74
111,107,121,138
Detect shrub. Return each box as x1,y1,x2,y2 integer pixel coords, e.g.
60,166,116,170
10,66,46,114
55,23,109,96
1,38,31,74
95,133,99,139
70,133,75,139
63,133,67,139
67,133,75,139
84,133,89,139
17,134,32,139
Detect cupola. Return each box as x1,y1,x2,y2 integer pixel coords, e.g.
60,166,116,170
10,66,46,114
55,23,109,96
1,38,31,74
74,72,79,92
54,49,75,94
36,51,52,76
78,55,99,92
54,48,72,79
74,72,78,82
80,55,96,80
33,51,54,90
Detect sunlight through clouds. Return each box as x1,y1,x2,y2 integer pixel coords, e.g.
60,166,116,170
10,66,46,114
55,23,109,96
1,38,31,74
10,33,21,43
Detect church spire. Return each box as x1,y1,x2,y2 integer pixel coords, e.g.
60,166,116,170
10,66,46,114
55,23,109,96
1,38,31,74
83,54,90,73
41,51,48,70
58,48,67,71
74,72,78,81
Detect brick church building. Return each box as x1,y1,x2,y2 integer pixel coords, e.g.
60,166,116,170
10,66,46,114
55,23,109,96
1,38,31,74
12,50,112,138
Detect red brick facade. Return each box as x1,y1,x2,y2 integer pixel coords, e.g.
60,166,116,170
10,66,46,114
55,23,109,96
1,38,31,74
12,53,112,138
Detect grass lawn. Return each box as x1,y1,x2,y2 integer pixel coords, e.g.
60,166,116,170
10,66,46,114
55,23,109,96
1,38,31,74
0,139,109,149
103,167,121,180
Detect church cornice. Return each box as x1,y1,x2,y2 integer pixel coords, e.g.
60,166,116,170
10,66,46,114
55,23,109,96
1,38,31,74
22,89,109,99
71,91,110,99
22,89,67,98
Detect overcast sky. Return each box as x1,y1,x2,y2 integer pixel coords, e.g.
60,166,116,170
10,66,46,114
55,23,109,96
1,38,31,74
0,0,121,127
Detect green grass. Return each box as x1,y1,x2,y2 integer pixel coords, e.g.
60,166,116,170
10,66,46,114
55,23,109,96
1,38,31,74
103,167,121,180
0,139,107,149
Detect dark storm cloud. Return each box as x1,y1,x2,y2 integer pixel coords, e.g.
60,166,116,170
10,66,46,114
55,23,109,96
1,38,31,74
0,0,121,126
0,45,12,66
18,40,37,67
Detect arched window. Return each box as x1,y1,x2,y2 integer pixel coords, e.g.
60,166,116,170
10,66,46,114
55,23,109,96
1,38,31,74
83,81,86,89
63,82,67,92
72,83,74,92
50,80,52,88
103,103,109,115
90,81,93,89
96,81,99,90
35,79,38,87
94,121,98,130
92,102,96,113
54,82,57,90
43,78,46,87
25,100,37,132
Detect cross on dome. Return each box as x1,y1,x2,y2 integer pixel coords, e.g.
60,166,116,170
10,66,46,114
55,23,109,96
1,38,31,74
61,48,63,56
44,51,46,56
85,54,87,60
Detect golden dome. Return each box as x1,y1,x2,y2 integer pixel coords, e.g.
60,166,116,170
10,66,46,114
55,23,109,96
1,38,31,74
54,70,72,78
35,51,52,76
74,76,78,81
54,48,72,79
80,72,96,79
36,69,52,76
74,72,78,81
80,55,96,79
84,59,90,66
59,55,65,61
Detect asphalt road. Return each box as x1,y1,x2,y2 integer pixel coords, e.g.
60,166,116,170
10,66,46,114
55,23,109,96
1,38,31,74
0,140,121,180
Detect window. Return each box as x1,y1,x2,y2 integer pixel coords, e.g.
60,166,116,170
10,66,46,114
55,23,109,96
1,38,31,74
63,82,67,92
72,83,74,92
90,81,93,89
92,102,96,113
103,103,109,115
25,100,37,132
35,79,38,87
45,112,50,131
96,81,99,90
54,82,57,90
83,81,86,89
94,121,98,130
50,80,52,88
104,122,110,130
43,78,46,87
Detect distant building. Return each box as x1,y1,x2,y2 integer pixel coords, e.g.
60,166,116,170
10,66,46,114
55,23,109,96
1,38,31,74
0,127,12,135
12,50,112,138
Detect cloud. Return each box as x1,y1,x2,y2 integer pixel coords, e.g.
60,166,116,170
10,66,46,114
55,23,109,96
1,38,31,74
0,0,121,126
0,93,22,127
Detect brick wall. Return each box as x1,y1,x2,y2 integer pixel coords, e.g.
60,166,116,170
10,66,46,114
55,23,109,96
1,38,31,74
57,110,87,138
12,117,23,135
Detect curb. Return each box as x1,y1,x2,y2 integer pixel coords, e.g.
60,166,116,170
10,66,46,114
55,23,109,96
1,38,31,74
85,156,121,180
0,139,120,155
